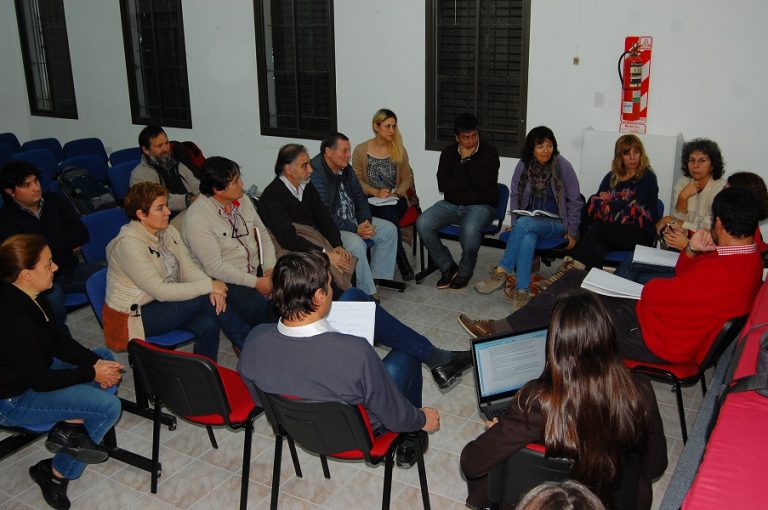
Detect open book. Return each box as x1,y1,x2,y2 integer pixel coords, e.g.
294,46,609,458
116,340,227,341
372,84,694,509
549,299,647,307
510,209,560,219
580,268,644,300
632,244,679,269
326,301,376,345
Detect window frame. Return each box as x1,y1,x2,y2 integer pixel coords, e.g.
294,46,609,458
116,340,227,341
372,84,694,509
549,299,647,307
119,0,192,129
14,0,78,119
253,0,337,140
425,0,530,158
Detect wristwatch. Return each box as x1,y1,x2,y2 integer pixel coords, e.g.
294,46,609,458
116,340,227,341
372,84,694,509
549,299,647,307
685,242,697,255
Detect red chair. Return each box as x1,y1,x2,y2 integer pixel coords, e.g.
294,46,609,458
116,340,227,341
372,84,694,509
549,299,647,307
399,205,423,269
255,387,431,510
623,315,747,442
128,339,262,510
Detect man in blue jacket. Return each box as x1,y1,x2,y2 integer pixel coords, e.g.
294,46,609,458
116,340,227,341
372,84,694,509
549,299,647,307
310,132,397,296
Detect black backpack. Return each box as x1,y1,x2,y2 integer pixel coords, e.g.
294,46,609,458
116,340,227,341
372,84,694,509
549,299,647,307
57,167,117,215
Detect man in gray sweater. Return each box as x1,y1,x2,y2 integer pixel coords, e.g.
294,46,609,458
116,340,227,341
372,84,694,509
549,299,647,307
237,251,440,468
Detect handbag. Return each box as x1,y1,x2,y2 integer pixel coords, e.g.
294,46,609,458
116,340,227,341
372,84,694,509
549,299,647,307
102,304,130,352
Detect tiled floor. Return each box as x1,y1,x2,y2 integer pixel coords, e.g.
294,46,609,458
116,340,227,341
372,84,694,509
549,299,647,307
0,243,695,509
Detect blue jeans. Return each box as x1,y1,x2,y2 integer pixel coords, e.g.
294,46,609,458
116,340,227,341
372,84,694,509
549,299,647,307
416,200,494,277
370,197,409,258
341,217,398,295
141,295,253,360
0,347,121,480
500,216,564,289
383,350,422,408
338,288,433,362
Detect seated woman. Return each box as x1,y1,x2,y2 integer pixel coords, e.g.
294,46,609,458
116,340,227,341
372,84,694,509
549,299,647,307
537,135,659,288
0,234,123,510
352,108,418,280
105,182,251,360
657,138,726,252
460,291,667,510
474,126,581,308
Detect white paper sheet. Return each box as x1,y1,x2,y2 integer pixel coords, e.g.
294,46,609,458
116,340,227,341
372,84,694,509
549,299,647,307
581,268,644,300
632,244,679,268
327,301,376,345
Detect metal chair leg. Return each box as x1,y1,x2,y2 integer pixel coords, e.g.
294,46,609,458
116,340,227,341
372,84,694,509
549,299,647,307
239,418,254,510
674,382,688,443
320,455,331,479
150,402,162,493
270,435,283,510
287,436,302,478
416,433,431,510
206,425,218,449
382,447,395,510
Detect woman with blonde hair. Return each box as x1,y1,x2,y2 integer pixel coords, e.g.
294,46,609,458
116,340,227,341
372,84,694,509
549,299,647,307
352,108,417,279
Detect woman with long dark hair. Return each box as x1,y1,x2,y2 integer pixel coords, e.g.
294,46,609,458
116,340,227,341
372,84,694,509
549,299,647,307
461,291,666,509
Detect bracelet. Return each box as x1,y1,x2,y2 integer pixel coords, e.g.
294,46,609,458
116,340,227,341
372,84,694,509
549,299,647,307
686,242,697,254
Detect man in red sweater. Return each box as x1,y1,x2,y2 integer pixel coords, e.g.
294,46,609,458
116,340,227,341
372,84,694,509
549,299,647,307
458,187,763,364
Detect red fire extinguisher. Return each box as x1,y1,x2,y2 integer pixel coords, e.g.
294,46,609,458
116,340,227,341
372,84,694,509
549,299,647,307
619,44,643,122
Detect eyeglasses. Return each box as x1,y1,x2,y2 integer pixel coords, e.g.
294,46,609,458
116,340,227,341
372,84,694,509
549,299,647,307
230,210,248,239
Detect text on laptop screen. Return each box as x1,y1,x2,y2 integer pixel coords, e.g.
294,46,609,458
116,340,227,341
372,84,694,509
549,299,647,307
475,329,547,398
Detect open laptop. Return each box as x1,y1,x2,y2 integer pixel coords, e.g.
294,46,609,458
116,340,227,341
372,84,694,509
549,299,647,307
471,328,548,420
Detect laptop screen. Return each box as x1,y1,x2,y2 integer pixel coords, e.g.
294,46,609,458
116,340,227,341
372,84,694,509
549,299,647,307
472,328,548,403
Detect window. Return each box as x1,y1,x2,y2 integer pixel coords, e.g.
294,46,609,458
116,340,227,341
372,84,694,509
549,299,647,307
426,0,530,157
120,0,191,128
254,0,337,139
15,0,77,118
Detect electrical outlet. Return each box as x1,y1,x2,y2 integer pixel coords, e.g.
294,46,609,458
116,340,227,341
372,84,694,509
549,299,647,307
572,56,580,65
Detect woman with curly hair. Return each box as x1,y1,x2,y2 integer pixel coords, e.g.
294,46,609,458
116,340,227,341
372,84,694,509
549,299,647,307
461,291,666,509
352,108,417,280
657,138,726,251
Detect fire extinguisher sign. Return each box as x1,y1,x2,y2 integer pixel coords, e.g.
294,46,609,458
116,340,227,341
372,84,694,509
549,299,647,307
619,36,652,134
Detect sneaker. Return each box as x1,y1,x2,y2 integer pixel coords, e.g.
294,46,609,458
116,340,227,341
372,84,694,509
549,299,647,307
474,267,508,294
512,288,533,309
449,274,471,290
458,314,499,338
436,263,458,288
29,459,71,510
536,258,576,292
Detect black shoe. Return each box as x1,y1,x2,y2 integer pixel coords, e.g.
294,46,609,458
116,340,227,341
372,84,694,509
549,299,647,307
45,422,109,464
431,350,473,389
395,431,429,469
29,459,71,510
449,273,472,290
436,263,458,288
397,254,415,281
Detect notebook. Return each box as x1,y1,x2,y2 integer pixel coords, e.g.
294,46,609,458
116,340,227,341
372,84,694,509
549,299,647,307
471,328,548,420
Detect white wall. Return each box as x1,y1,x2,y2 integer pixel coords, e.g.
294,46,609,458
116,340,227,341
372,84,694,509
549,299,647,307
1,0,766,211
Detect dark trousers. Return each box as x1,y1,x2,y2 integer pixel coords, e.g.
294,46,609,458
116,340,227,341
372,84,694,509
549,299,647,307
572,222,655,269
502,270,666,363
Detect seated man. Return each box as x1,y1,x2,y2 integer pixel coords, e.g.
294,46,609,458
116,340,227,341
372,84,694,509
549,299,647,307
182,156,277,338
416,113,500,289
458,187,763,365
0,160,103,330
310,132,398,296
131,125,200,213
238,251,439,467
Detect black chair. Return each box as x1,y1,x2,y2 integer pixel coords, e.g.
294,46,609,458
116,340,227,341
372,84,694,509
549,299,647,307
128,339,261,510
487,443,574,507
255,387,431,510
624,314,748,442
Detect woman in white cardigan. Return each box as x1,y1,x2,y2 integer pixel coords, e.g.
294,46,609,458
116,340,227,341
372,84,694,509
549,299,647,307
105,182,250,360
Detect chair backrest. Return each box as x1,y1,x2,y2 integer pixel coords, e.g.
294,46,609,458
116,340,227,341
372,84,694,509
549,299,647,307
10,149,57,192
128,339,233,422
0,132,21,152
21,137,65,162
81,208,129,262
85,268,108,326
699,315,749,371
109,147,142,166
0,145,17,167
493,183,510,231
61,154,109,184
255,387,375,462
487,444,574,506
108,161,136,200
63,137,108,163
